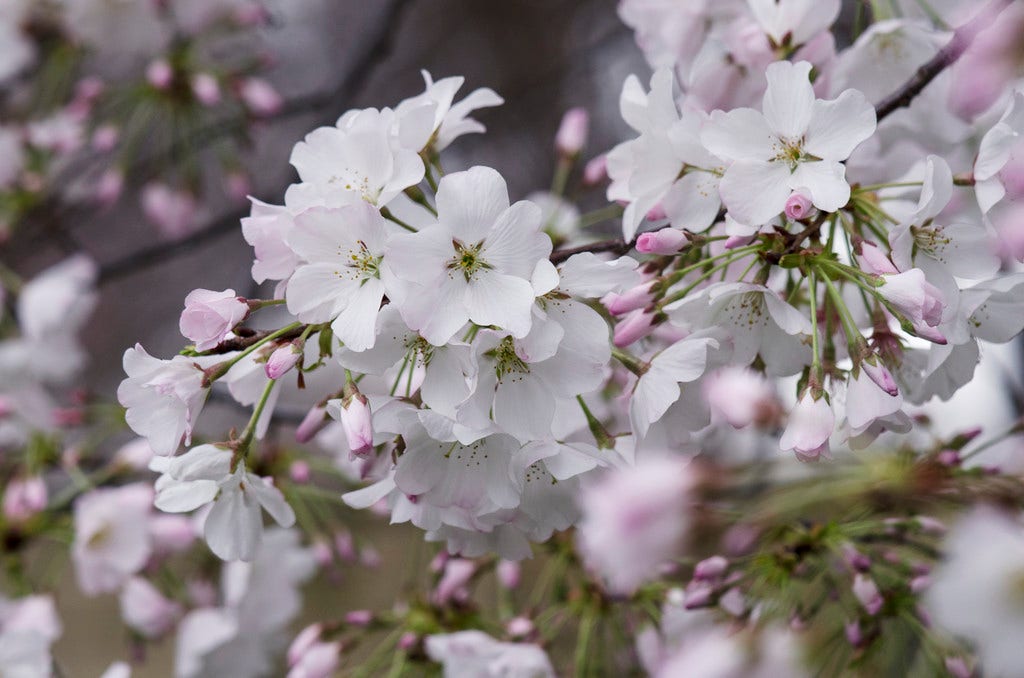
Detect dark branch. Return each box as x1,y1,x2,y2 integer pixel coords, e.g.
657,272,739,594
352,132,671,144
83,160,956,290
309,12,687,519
97,0,415,285
874,0,1014,122
550,238,634,264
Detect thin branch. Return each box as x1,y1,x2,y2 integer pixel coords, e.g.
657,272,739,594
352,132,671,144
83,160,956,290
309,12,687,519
94,0,416,284
874,0,1014,122
550,238,634,264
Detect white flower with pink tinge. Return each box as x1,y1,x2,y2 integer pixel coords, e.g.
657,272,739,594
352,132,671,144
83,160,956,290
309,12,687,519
702,60,876,226
71,483,154,596
150,444,295,562
426,630,555,678
117,345,209,456
388,166,551,345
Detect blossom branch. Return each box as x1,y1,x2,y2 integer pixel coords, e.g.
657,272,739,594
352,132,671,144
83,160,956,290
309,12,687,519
874,0,1014,122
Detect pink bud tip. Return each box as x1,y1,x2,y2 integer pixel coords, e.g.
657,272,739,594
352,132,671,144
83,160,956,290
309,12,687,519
784,190,813,221
582,155,608,185
555,107,589,156
191,73,221,107
612,309,656,347
295,405,328,443
636,228,688,255
146,60,174,89
265,343,302,379
603,281,655,316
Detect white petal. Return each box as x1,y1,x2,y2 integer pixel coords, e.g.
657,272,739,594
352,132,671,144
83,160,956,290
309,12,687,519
762,61,815,140
719,160,792,225
663,172,722,232
804,89,876,161
330,278,385,351
493,377,556,442
436,166,510,243
204,488,263,561
249,477,296,528
464,272,535,338
481,201,550,278
701,108,775,162
155,479,218,513
790,160,850,213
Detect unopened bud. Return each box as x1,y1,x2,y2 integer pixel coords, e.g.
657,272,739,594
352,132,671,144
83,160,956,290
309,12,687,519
784,190,814,221
191,73,221,106
613,309,657,348
603,281,656,316
295,404,328,443
2,476,47,522
266,342,302,379
555,107,589,156
146,60,173,89
636,228,688,255
582,154,608,185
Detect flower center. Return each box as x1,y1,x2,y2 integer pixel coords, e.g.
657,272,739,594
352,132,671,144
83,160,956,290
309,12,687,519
447,239,491,282
486,336,530,382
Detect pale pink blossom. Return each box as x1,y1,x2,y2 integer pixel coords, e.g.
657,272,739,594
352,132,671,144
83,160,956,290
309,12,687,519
239,77,283,117
179,288,248,351
141,183,199,239
72,484,154,595
191,73,221,106
779,392,834,461
119,576,182,638
2,475,46,522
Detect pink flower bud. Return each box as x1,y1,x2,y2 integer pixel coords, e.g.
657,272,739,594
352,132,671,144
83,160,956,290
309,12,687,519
288,624,324,666
555,107,588,156
179,288,249,352
683,580,714,609
360,546,381,568
337,394,373,458
239,78,283,117
334,531,356,562
265,342,302,379
910,575,931,593
879,269,945,328
95,168,124,207
434,558,475,605
936,449,961,466
603,281,655,316
146,60,174,89
289,460,310,484
3,476,47,522
74,77,105,103
845,620,864,647
91,125,119,152
636,228,688,255
345,610,373,626
311,540,333,567
853,574,883,615
398,632,418,651
724,234,755,249
693,555,728,580
612,309,656,347
582,154,608,185
234,2,270,26
861,359,899,397
191,73,221,107
0,396,13,418
295,404,328,443
497,560,520,589
945,657,971,678
506,617,534,637
857,241,898,275
784,190,814,220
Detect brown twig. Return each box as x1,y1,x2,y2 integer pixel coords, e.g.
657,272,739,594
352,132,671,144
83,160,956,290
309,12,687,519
874,0,1014,122
549,238,634,264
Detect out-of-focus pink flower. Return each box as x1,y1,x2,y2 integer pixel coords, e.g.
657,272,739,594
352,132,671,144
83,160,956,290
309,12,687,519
72,484,154,596
91,124,119,152
577,456,693,595
239,78,283,117
2,476,47,522
141,183,199,239
95,168,124,207
497,560,520,589
149,514,196,555
878,269,945,329
191,73,221,106
853,574,883,615
146,60,173,89
703,366,781,429
433,558,476,605
179,288,248,352
119,576,182,638
582,154,608,185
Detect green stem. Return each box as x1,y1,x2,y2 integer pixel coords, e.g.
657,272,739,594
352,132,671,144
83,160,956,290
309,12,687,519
611,347,646,376
551,157,572,196
379,207,417,233
236,379,277,456
808,269,821,377
817,268,863,346
660,250,759,306
577,204,624,229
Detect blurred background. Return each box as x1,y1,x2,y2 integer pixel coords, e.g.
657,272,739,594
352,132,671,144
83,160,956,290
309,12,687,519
3,0,1024,674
